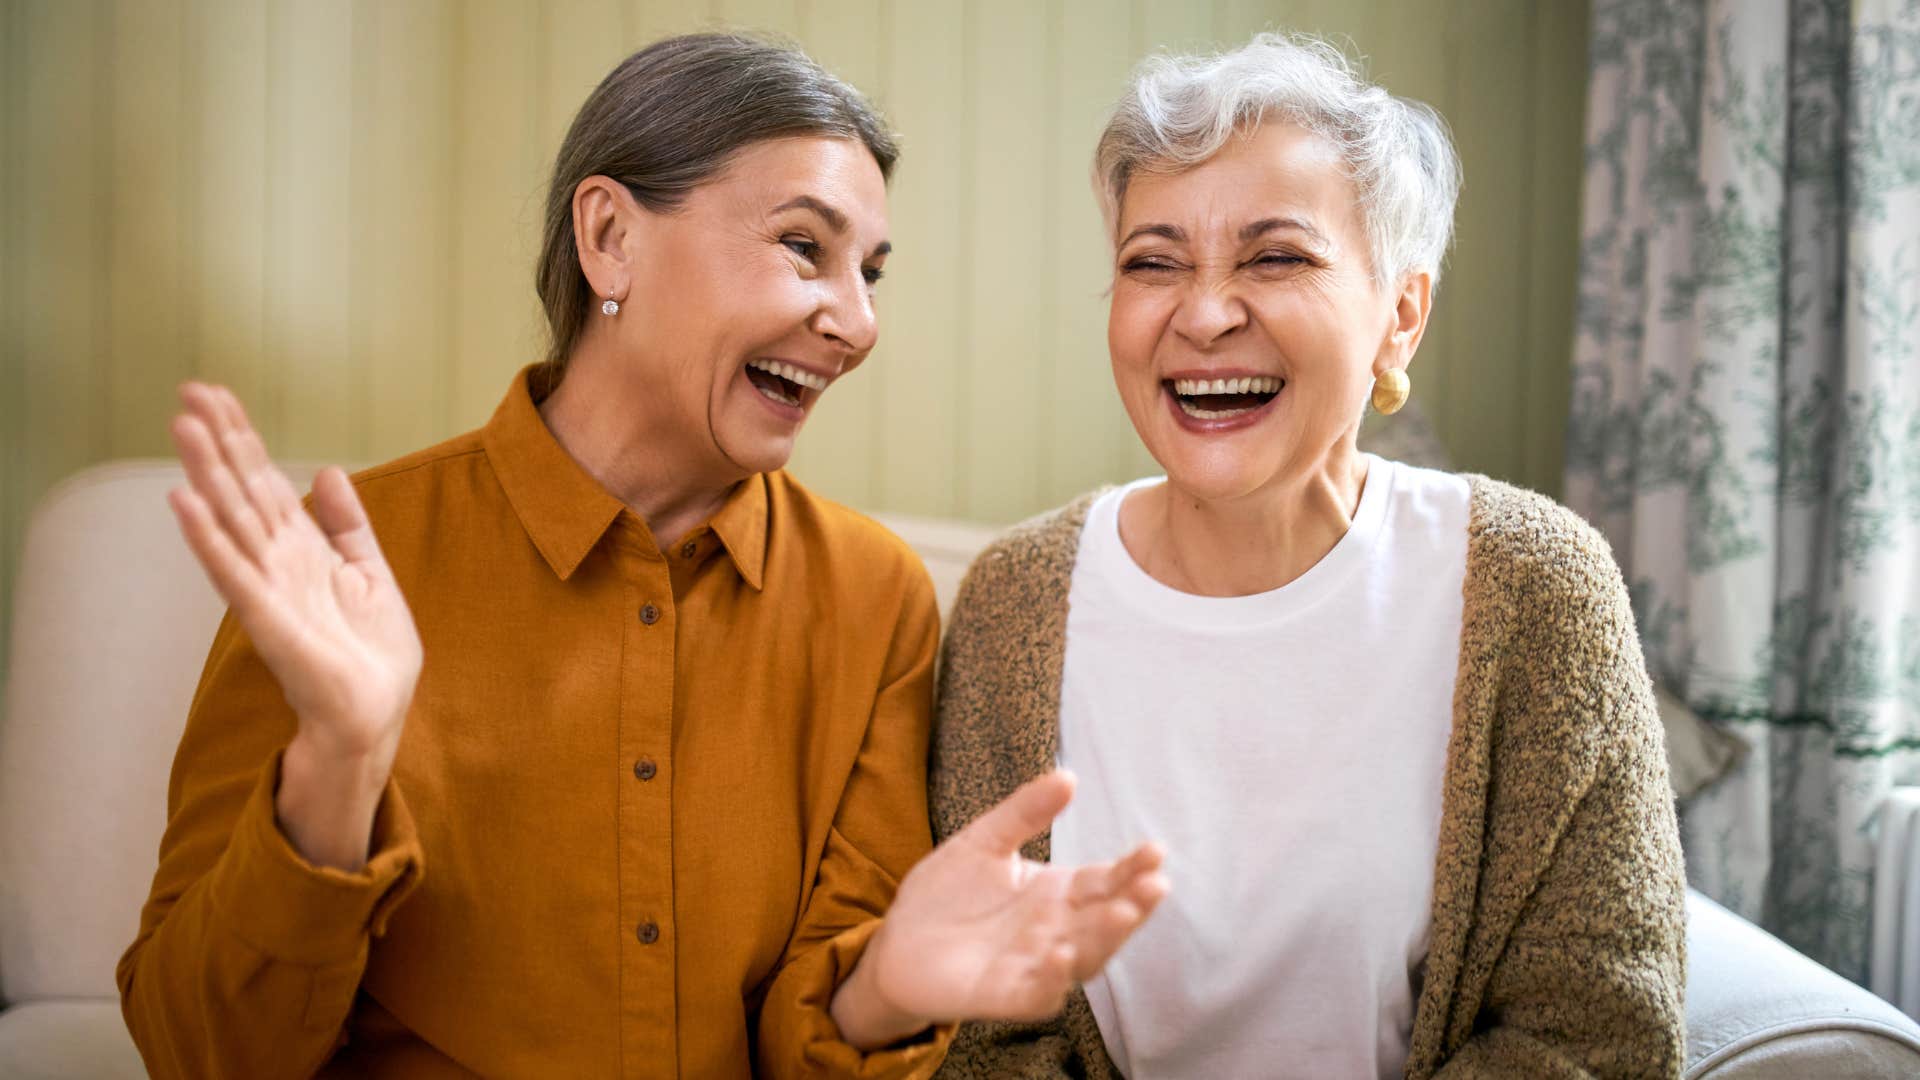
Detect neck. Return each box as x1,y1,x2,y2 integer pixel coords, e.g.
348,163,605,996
1120,442,1371,597
537,346,739,550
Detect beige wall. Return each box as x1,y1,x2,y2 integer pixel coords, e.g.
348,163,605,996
0,0,1589,664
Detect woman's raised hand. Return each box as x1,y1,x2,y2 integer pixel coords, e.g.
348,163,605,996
166,383,422,870
832,771,1169,1047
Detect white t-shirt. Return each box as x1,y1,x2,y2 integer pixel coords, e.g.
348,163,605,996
1052,456,1470,1080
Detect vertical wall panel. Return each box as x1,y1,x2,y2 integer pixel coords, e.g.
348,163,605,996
269,0,353,460
1441,0,1533,479
1044,0,1137,506
106,0,188,460
872,0,965,516
962,0,1051,521
785,0,884,508
451,0,545,430
192,0,270,426
353,0,456,462
2,0,30,678
21,0,107,504
1524,2,1589,494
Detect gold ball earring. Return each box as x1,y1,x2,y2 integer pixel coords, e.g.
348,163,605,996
1371,368,1410,415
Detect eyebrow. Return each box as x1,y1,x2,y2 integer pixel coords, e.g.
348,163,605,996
771,195,892,258
1239,216,1329,247
1116,217,1330,250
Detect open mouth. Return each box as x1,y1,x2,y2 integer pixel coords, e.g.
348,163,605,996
1165,375,1283,420
744,359,829,409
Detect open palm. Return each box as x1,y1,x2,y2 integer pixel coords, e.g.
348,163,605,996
865,772,1168,1023
166,383,420,768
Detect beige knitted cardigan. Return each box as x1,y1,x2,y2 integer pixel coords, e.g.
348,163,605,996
929,476,1686,1079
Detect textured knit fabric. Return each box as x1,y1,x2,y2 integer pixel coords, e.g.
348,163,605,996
1054,459,1468,1078
930,475,1687,1079
118,367,953,1079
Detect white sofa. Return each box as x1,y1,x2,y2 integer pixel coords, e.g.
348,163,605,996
5,461,1920,1078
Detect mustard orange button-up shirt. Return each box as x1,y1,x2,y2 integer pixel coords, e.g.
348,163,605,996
118,368,953,1079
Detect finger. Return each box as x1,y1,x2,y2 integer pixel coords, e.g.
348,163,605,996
964,770,1077,856
1066,841,1165,906
310,466,387,569
210,386,298,529
1067,894,1163,982
169,486,270,616
171,413,271,562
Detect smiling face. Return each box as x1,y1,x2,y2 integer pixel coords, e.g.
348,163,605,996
1107,121,1429,503
598,135,891,479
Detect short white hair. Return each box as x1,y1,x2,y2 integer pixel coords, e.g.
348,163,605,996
1094,32,1462,287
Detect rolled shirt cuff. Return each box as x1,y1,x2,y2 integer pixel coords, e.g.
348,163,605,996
202,748,424,967
763,918,958,1080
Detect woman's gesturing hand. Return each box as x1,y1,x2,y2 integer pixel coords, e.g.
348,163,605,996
166,383,422,871
831,771,1169,1049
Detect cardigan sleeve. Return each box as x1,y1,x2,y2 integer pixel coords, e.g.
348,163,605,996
1433,508,1688,1080
929,511,1119,1080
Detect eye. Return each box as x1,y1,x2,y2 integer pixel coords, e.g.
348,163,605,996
1251,251,1305,268
782,236,822,262
1121,256,1180,275
862,266,885,285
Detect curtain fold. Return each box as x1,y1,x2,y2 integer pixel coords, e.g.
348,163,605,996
1566,0,1920,982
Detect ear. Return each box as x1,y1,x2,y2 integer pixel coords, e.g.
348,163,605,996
1377,269,1434,374
571,176,643,305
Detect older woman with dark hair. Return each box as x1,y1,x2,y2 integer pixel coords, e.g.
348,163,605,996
932,33,1686,1080
117,34,1164,1079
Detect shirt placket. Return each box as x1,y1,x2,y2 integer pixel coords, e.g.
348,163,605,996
613,516,678,1077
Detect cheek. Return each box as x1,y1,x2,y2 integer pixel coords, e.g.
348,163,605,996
1107,290,1164,383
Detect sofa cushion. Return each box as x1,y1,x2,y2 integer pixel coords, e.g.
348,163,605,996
1685,889,1920,1078
0,1001,145,1079
0,461,322,1004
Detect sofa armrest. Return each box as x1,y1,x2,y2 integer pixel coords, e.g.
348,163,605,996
1685,889,1920,1078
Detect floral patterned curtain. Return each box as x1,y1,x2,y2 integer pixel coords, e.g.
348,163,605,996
1566,0,1920,982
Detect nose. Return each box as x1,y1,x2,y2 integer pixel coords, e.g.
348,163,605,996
1169,277,1246,350
814,272,878,356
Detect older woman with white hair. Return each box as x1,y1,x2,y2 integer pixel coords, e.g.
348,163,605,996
931,33,1686,1080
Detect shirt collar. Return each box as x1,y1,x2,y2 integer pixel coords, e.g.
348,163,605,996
482,365,768,589
708,473,767,592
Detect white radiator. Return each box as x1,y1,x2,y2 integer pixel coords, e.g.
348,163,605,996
1872,787,1920,1020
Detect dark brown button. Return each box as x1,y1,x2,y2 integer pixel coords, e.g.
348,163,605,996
636,920,659,945
639,603,660,625
679,540,698,558
633,758,657,781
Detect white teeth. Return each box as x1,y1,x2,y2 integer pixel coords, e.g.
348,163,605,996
1171,376,1283,396
754,381,799,407
1177,398,1258,420
747,358,830,392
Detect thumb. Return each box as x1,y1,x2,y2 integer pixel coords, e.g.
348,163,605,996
964,770,1076,856
310,466,384,567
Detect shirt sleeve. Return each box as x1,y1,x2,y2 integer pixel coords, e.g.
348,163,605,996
755,565,957,1080
115,613,424,1080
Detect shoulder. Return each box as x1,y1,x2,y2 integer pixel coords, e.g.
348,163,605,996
955,489,1106,606
1464,474,1627,608
765,471,936,610
342,430,491,506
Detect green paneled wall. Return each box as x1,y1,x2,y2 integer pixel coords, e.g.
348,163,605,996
0,0,1590,671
